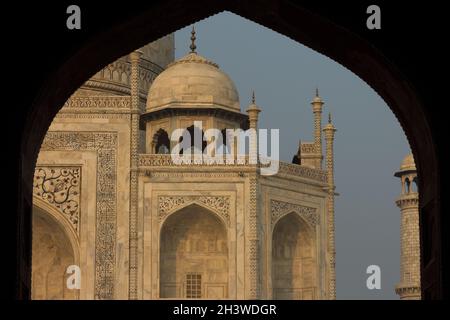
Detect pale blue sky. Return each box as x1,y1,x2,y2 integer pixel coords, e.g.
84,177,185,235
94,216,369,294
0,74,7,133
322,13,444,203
174,12,411,299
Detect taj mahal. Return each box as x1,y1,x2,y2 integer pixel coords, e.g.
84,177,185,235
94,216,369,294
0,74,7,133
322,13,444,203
33,28,420,300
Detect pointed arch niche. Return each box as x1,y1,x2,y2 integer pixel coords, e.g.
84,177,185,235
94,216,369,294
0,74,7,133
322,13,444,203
159,204,229,299
31,201,80,300
271,212,317,300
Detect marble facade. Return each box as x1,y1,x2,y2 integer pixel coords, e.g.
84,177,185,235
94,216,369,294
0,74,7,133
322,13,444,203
31,32,336,300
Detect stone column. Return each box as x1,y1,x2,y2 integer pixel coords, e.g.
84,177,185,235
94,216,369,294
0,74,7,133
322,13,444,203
129,50,142,299
323,113,336,299
247,173,260,299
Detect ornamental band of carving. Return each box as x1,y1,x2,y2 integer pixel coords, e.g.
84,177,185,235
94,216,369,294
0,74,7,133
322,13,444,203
270,199,318,227
140,171,245,179
62,96,131,110
33,166,81,234
138,154,254,167
87,57,161,96
158,196,231,225
40,131,117,300
301,142,316,154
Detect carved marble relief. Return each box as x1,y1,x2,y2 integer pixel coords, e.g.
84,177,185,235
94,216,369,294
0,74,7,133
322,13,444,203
158,195,230,226
270,199,318,227
40,131,117,300
33,166,81,234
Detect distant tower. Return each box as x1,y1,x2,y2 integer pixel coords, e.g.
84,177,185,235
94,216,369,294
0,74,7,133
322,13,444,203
394,154,421,300
323,113,337,299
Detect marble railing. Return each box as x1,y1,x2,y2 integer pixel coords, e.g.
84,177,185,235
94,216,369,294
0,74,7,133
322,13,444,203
138,154,327,182
138,154,254,167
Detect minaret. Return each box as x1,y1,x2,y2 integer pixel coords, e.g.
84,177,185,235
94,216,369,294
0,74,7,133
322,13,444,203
246,91,261,164
311,88,324,169
394,154,421,300
323,113,336,299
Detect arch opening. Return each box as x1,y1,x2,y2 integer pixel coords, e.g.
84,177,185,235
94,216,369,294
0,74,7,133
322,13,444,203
178,125,207,154
272,212,316,300
159,204,228,299
153,128,170,154
31,206,78,300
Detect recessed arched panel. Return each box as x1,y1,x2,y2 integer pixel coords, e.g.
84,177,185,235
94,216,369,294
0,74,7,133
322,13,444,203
159,204,228,299
272,212,316,300
31,206,78,300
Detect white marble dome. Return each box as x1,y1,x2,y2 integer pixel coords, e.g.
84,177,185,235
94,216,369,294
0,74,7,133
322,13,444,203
146,52,240,112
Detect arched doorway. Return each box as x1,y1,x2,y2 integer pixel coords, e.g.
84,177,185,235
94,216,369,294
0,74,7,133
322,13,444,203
31,206,78,300
272,213,316,300
159,204,228,299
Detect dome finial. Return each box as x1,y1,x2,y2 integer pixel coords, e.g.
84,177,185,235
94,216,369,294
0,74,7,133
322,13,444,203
252,90,256,104
316,87,319,97
190,25,197,53
328,112,332,124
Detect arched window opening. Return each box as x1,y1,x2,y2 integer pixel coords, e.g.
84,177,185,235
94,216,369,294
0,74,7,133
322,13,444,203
412,177,419,193
405,178,411,194
153,129,170,154
218,128,231,155
32,206,77,300
178,125,207,155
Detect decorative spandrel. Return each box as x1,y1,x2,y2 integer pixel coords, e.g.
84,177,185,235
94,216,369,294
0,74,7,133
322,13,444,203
158,196,230,226
270,199,318,227
33,166,81,233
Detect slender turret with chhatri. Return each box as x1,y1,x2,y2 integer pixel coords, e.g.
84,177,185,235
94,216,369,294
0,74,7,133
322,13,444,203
311,88,324,168
323,112,337,299
246,91,261,163
246,90,261,129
